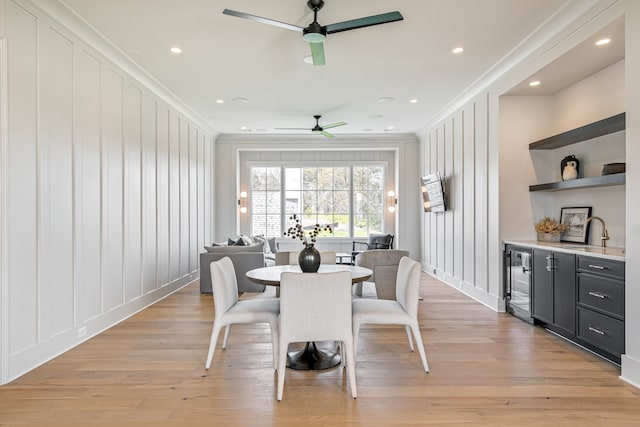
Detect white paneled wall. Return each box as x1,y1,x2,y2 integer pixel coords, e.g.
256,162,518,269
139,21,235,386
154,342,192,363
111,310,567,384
422,94,499,309
0,0,215,384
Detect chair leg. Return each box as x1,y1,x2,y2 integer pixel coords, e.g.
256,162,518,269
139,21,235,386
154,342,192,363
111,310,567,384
354,282,363,297
342,338,358,399
405,325,414,352
276,339,289,401
409,322,429,373
222,325,231,349
205,322,223,370
352,320,361,360
268,318,279,371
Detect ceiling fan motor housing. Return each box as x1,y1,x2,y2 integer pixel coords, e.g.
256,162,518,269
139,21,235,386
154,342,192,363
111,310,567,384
307,0,325,12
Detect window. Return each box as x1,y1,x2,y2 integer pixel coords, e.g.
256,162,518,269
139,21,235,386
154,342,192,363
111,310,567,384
249,165,384,239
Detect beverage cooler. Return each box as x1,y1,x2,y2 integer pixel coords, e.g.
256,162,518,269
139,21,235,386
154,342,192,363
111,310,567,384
503,245,533,324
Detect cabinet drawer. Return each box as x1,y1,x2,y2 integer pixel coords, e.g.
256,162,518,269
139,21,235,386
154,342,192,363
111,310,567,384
577,273,624,319
577,307,624,357
577,256,625,279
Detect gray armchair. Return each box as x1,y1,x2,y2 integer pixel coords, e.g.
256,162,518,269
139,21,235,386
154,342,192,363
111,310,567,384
354,249,410,300
351,233,394,264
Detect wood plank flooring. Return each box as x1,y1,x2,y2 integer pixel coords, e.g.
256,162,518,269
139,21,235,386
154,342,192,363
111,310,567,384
1,274,640,426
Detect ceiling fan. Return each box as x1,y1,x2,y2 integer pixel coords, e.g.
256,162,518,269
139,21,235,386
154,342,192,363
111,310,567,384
223,0,403,65
275,115,347,138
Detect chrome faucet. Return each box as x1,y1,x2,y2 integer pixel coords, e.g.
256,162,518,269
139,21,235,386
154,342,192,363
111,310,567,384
585,216,610,247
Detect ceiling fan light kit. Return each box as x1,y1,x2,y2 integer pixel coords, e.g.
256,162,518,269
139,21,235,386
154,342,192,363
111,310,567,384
223,0,403,66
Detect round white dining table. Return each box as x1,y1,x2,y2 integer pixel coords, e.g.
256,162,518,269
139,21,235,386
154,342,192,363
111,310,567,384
245,264,372,371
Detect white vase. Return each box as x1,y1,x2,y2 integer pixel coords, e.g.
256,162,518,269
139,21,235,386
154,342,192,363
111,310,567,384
537,232,560,242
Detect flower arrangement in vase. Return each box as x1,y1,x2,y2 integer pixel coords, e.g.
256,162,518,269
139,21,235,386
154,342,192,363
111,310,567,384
534,216,567,242
284,214,333,246
284,214,333,272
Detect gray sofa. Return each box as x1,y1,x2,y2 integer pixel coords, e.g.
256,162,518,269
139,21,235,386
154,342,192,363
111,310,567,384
200,243,270,293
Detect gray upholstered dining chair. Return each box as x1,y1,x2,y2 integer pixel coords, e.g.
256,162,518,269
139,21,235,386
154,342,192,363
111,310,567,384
354,249,410,299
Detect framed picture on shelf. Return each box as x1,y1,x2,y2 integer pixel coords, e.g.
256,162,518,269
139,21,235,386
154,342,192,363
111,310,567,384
560,206,592,244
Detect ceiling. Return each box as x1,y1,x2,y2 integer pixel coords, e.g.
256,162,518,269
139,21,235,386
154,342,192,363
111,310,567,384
57,0,623,137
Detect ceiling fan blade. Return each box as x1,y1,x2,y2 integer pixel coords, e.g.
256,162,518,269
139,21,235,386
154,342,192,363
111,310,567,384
222,9,303,32
309,42,326,66
319,130,335,138
325,11,403,34
322,121,347,129
274,127,310,130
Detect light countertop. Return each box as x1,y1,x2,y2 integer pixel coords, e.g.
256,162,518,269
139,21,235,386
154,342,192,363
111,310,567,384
503,240,625,262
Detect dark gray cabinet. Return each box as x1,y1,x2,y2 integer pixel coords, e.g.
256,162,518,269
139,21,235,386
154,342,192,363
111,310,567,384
531,249,576,336
576,255,625,362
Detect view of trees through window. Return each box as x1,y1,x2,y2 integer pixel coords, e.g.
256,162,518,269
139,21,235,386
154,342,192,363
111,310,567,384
250,165,384,239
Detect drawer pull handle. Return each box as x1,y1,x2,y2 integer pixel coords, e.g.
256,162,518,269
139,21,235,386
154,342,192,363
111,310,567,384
588,291,606,299
588,264,607,270
588,326,606,336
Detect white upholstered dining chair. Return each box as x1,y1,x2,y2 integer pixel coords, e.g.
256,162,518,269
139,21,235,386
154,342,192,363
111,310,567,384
352,256,429,372
277,270,357,401
205,256,280,370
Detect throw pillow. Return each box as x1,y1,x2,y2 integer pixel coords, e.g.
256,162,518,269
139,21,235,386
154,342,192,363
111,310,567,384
232,238,246,246
268,237,278,253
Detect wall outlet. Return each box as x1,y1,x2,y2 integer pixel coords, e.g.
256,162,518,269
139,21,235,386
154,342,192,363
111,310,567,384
77,327,87,338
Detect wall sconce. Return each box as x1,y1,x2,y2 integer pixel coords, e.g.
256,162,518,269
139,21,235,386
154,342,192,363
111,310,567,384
387,190,397,213
238,191,247,214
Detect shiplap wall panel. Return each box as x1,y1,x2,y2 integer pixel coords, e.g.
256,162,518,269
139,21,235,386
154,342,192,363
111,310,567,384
141,94,157,294
197,134,205,266
7,2,37,353
1,0,215,384
462,104,476,285
452,110,464,283
189,126,198,273
123,82,142,302
203,137,212,250
74,49,102,324
168,112,180,281
39,27,74,338
444,117,454,276
436,126,445,272
422,94,495,305
179,119,189,276
474,96,488,293
156,105,170,287
102,68,124,311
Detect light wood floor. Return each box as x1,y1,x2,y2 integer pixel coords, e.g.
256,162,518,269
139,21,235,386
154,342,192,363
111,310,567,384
1,274,640,426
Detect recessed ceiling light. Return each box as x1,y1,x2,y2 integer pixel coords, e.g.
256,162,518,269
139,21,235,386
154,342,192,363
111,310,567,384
452,47,464,54
377,97,394,103
170,46,182,54
232,97,249,103
529,80,541,87
595,38,611,46
385,126,395,131
362,128,374,132
255,129,267,132
370,114,383,119
216,99,224,104
303,55,313,64
409,99,418,104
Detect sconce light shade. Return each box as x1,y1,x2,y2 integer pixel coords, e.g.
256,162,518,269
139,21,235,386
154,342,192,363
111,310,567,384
239,191,248,214
387,190,397,212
